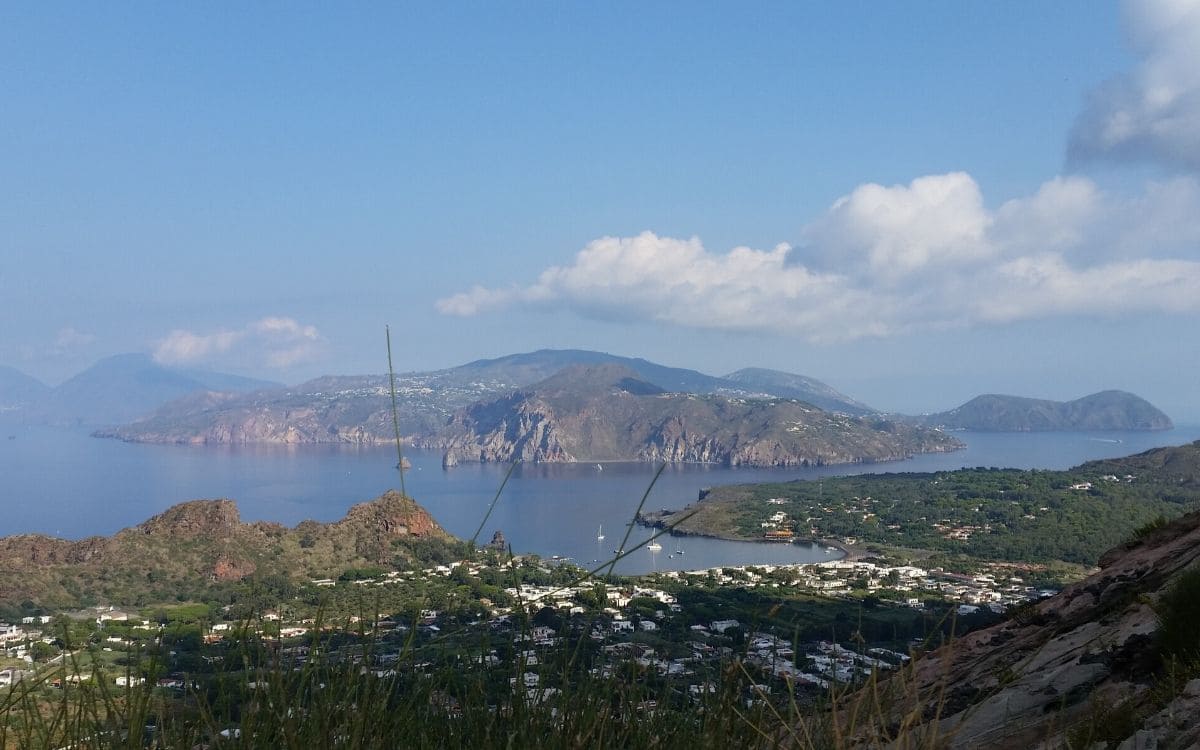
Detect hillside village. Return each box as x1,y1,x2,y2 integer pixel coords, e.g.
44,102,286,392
0,548,1041,701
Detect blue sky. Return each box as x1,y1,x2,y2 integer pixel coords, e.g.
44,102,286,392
3,2,1199,420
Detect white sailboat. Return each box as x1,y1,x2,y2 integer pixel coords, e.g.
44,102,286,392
596,525,605,542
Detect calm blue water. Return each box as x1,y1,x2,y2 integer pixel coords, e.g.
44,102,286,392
2,424,1198,574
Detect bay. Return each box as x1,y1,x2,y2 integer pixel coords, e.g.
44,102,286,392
2,424,1198,575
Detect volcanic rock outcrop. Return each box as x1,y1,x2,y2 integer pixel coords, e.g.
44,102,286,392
0,490,455,608
850,509,1200,748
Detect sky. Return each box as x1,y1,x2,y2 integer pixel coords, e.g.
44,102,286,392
3,1,1200,420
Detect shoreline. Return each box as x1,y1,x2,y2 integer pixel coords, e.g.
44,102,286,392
635,514,855,563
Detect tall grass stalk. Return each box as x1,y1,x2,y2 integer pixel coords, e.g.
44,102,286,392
603,462,667,581
468,460,519,553
385,325,407,497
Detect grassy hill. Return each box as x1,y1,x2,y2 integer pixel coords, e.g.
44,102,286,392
0,490,461,609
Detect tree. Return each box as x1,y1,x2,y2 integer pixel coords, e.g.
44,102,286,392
31,641,57,662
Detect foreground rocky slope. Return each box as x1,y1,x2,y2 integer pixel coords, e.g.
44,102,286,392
0,491,456,608
915,390,1173,431
439,364,961,468
854,505,1200,747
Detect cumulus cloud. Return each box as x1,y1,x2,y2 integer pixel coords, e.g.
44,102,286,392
804,172,994,281
439,4,1200,343
1069,0,1200,170
437,173,1200,342
436,233,885,340
154,317,324,369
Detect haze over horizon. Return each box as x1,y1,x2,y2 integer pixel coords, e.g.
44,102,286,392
4,2,1200,420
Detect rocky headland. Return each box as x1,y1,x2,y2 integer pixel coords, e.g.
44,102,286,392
0,490,456,608
438,364,962,468
89,349,874,447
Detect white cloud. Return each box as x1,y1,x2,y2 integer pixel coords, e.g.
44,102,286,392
437,173,1200,342
439,3,1200,344
804,172,994,282
51,327,97,355
154,329,242,363
1069,0,1200,170
153,317,324,370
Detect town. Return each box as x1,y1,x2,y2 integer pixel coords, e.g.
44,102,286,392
0,547,1043,704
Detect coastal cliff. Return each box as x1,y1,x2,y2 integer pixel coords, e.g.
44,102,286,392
439,364,961,468
91,349,874,446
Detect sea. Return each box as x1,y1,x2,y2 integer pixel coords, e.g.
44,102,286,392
2,424,1198,575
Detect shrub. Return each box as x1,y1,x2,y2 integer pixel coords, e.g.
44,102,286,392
1155,566,1200,670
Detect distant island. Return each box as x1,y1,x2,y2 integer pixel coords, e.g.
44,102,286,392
438,364,961,468
85,350,899,466
4,351,1175,456
913,390,1173,432
0,354,279,427
85,349,873,446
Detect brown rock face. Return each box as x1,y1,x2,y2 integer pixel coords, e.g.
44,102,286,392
441,402,576,466
0,534,80,565
849,511,1200,749
436,368,961,468
335,490,451,564
211,554,257,581
0,489,458,607
138,499,241,538
338,490,446,538
0,534,109,569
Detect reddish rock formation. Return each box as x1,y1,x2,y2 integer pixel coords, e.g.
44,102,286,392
211,554,257,581
0,491,455,607
138,499,241,538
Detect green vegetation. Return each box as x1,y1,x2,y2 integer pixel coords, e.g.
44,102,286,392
0,570,990,750
0,491,466,611
662,441,1200,571
6,389,1199,747
0,623,799,749
1155,565,1200,671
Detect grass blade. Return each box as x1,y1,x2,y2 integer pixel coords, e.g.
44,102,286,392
385,325,407,497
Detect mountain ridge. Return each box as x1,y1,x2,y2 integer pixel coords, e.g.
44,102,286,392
97,349,873,446
2,354,281,427
42,350,1176,445
722,367,875,414
0,365,49,414
915,389,1173,431
438,364,962,468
